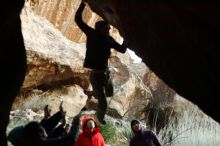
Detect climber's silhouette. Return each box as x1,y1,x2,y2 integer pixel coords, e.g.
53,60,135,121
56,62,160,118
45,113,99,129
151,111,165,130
75,0,127,124
8,103,82,146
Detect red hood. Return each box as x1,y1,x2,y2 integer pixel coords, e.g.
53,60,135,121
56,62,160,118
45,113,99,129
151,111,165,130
81,117,99,132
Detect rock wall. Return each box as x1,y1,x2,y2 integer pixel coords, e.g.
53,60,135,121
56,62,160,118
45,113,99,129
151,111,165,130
15,0,217,126
28,0,92,42
28,0,124,42
85,0,220,122
12,4,127,118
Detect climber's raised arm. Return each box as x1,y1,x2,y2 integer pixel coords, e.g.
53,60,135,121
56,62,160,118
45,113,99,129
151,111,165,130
75,1,93,35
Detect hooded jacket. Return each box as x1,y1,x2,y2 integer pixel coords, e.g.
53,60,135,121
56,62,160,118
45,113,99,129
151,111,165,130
130,119,162,146
74,117,105,146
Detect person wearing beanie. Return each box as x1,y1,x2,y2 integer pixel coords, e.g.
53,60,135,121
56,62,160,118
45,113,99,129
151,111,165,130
130,119,162,146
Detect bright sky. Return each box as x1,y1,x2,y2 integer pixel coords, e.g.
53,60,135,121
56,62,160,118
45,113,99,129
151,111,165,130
118,38,142,63
127,49,142,63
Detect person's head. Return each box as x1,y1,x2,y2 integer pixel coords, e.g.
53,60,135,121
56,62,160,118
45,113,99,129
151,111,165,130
7,125,24,145
131,119,142,133
95,20,110,36
85,119,95,130
82,117,97,133
23,121,47,142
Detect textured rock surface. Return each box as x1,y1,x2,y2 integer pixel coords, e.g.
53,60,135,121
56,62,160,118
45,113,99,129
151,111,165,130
28,0,97,42
16,0,217,123
14,85,87,117
21,3,88,90
16,3,145,120
85,0,220,122
20,3,132,92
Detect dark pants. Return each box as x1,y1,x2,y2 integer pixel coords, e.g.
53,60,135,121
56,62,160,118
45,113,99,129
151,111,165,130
90,70,113,122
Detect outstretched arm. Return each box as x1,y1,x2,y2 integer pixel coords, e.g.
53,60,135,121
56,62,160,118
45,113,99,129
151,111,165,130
42,112,81,146
40,111,63,135
75,1,93,35
109,37,127,53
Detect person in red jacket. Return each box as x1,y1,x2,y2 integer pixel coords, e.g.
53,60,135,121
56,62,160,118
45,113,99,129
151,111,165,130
74,117,105,146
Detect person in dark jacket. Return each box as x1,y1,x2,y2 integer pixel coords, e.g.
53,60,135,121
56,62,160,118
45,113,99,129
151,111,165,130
21,111,81,146
75,0,127,125
73,117,105,146
130,119,162,146
7,125,24,146
7,102,72,146
7,104,64,146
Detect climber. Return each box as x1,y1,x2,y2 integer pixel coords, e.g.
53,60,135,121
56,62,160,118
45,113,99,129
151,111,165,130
75,0,127,125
